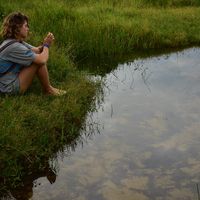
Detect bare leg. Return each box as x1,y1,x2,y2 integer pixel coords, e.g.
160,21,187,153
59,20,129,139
18,63,39,93
19,63,66,95
36,64,66,95
36,64,53,93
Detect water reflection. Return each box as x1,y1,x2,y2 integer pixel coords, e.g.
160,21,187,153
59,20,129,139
77,47,186,76
71,47,200,200
3,47,200,200
57,48,199,199
69,47,200,200
94,47,200,200
7,166,56,200
0,111,101,200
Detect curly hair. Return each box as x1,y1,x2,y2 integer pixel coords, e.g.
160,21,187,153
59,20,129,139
1,12,28,39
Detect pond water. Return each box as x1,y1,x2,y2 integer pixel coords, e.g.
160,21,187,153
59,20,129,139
9,47,200,199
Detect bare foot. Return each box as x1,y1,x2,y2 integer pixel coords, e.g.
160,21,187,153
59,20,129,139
44,86,66,96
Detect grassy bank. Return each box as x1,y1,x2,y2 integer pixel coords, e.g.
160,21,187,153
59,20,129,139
0,0,200,196
0,0,102,195
0,70,100,195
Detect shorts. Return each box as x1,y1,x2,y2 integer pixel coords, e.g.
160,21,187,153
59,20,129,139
0,73,20,94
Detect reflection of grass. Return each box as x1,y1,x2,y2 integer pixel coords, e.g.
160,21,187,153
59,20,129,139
143,0,200,6
197,183,200,200
0,0,200,195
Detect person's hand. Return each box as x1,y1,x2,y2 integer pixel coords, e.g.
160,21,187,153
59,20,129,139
43,32,55,47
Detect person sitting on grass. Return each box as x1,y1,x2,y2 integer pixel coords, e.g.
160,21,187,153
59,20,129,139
0,11,66,95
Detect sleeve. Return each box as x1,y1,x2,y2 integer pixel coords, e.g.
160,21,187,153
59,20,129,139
22,41,35,49
5,43,36,66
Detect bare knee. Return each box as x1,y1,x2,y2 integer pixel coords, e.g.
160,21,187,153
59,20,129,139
18,63,42,93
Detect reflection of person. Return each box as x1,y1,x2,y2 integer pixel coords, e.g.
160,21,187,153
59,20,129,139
10,167,57,200
0,12,66,95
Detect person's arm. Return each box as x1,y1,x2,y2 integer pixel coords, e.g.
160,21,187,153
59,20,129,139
33,46,49,65
31,46,43,54
32,32,54,65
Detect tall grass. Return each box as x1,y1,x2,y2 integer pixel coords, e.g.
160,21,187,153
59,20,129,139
1,0,200,59
0,0,200,195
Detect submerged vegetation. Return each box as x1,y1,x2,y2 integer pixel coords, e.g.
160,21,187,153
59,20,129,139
0,0,200,197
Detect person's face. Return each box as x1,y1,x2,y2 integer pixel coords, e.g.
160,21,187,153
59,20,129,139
18,21,29,40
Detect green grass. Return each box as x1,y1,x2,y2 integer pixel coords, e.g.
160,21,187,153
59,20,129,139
1,0,200,59
0,0,200,195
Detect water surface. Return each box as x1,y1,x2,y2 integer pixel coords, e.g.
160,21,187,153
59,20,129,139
14,48,200,199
